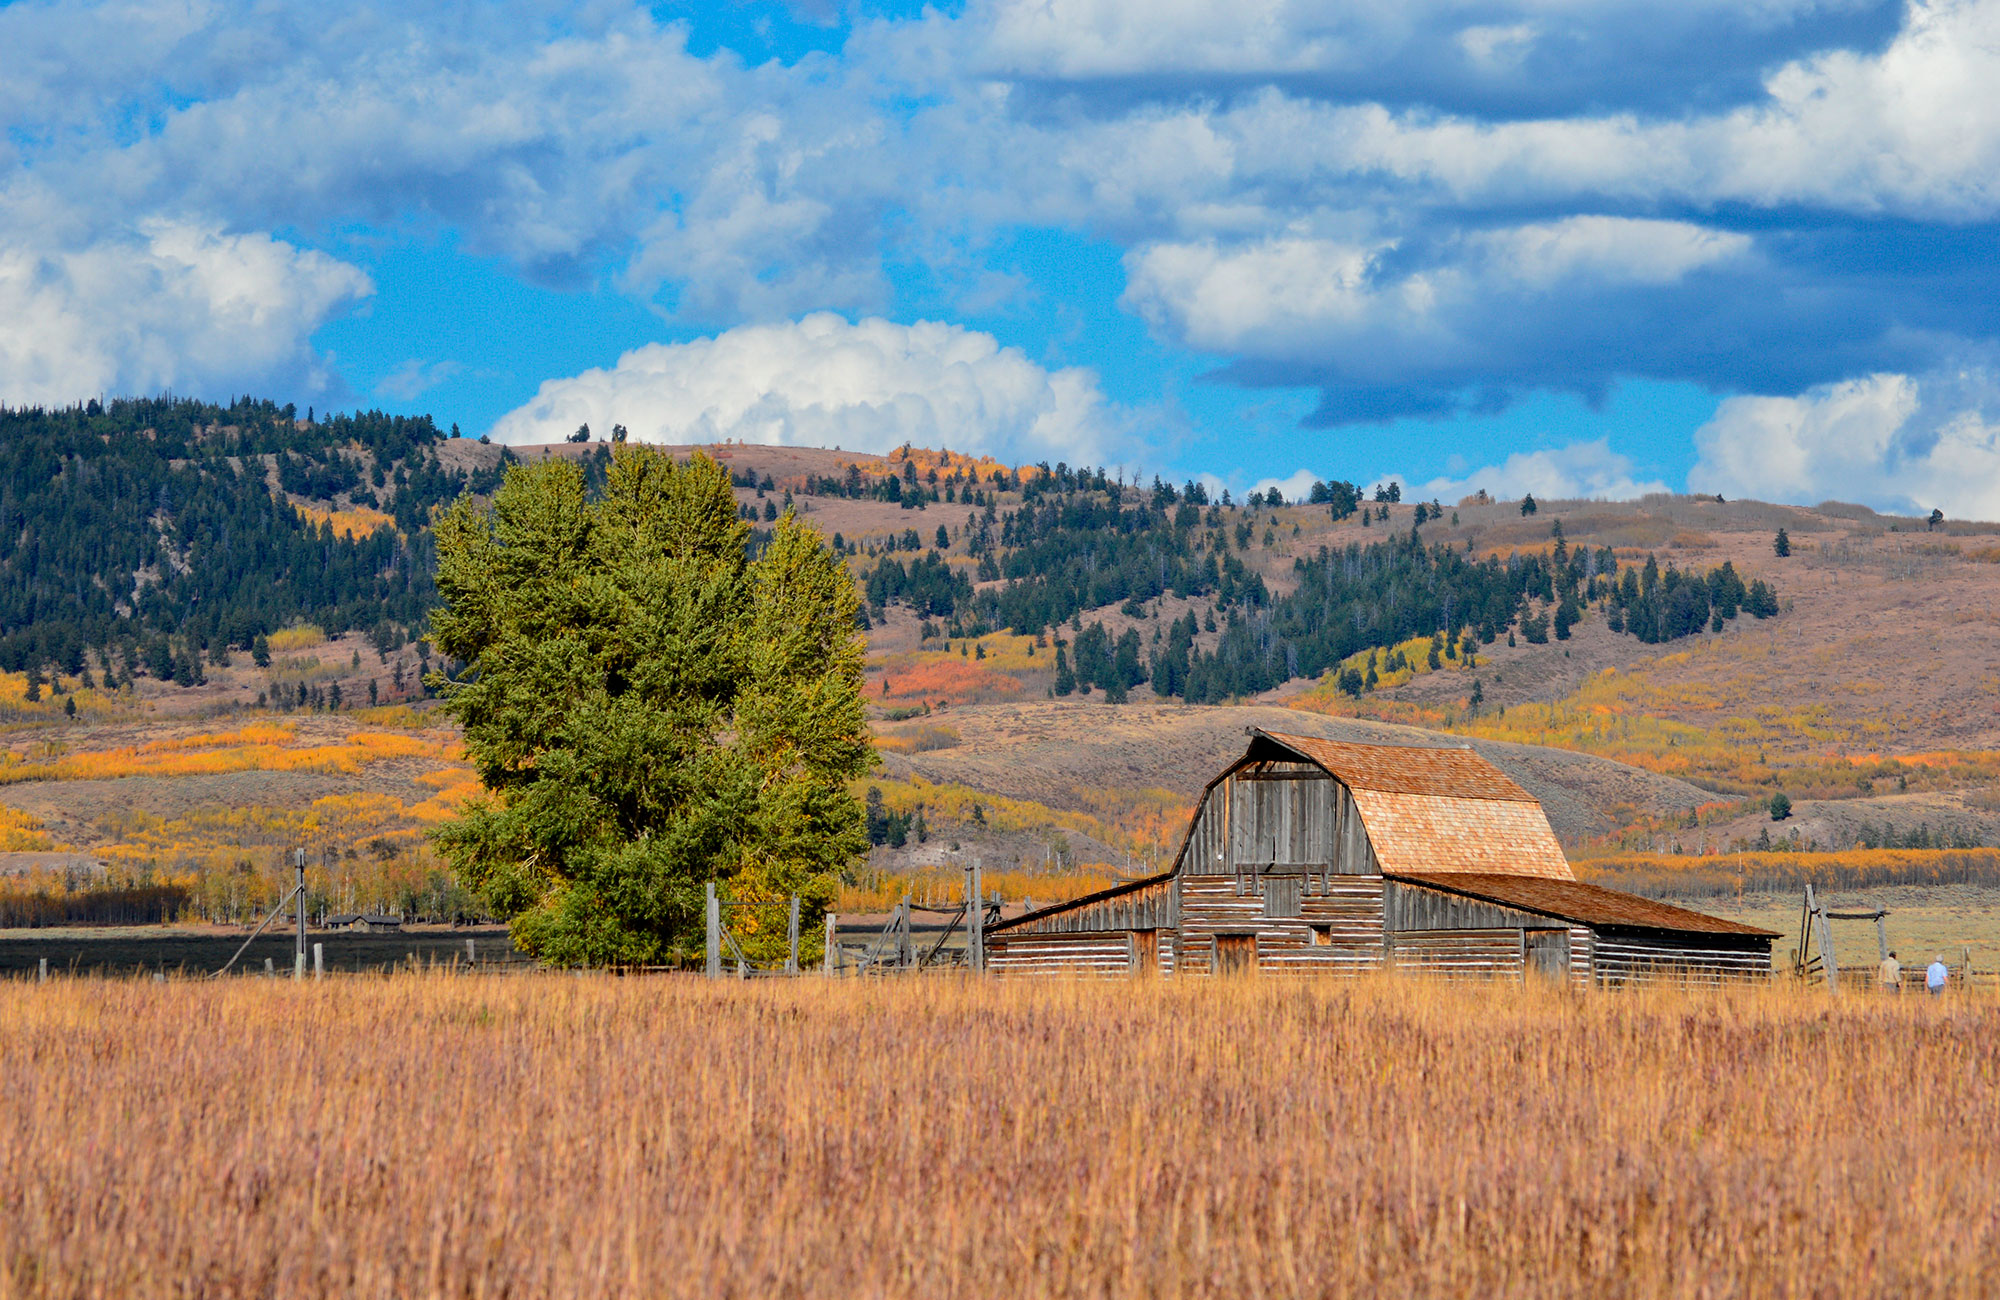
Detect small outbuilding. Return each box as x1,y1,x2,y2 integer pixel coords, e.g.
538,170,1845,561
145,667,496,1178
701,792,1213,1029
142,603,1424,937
985,729,1774,984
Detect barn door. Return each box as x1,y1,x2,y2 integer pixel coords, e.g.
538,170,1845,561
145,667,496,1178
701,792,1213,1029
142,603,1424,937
1133,929,1159,976
1215,933,1257,977
1524,930,1569,982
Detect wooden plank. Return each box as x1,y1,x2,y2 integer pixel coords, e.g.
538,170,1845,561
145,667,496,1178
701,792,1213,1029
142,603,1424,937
1593,935,1772,987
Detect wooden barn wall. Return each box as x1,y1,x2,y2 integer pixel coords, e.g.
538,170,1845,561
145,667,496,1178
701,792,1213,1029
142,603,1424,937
1384,882,1555,933
1389,930,1525,980
1176,875,1385,976
1384,883,1595,987
1000,878,1179,936
1594,934,1772,986
1183,768,1377,880
1568,926,1595,987
986,932,1135,977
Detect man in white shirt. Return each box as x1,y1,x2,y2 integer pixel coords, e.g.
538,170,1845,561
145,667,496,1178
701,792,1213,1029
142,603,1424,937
1926,955,1949,994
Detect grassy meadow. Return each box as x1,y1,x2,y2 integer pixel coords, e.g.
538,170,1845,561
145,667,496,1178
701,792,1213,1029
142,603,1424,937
1,974,1995,1298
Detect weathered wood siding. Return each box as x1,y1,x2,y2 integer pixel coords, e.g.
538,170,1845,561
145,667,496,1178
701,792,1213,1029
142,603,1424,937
986,932,1135,976
1182,765,1377,879
1593,934,1772,986
999,878,1179,935
1177,874,1386,975
1389,930,1526,980
1384,881,1595,987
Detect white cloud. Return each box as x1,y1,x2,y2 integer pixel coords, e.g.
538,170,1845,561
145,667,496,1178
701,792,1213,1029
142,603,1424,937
1689,372,2000,519
489,313,1119,462
967,0,1852,82
1406,439,1670,502
375,359,462,402
1122,217,1749,363
0,215,371,407
1250,468,1322,503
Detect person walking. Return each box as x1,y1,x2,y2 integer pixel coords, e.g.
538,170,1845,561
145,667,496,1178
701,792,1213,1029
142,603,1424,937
1879,950,1902,992
1926,954,1949,995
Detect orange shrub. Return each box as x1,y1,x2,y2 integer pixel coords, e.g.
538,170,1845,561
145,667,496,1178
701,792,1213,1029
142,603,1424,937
875,659,1023,706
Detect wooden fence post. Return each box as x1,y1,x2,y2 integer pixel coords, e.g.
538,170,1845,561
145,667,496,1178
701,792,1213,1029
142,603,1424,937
705,882,721,979
313,943,324,979
960,856,976,968
823,912,837,974
1807,883,1838,994
896,901,913,969
786,895,800,975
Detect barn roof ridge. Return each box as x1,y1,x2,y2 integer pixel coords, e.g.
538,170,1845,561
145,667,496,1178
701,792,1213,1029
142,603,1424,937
1249,728,1539,803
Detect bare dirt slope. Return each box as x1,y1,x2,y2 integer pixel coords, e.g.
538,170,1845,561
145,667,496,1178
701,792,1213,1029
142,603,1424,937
881,700,1712,844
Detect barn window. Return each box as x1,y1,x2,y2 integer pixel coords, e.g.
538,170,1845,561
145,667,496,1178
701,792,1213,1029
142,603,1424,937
1263,874,1303,918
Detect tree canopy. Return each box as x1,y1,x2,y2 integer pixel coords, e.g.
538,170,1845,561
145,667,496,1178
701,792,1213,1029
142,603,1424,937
427,447,872,966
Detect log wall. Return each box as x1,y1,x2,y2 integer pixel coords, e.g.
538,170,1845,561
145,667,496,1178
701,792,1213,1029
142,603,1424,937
986,931,1135,977
1593,934,1772,986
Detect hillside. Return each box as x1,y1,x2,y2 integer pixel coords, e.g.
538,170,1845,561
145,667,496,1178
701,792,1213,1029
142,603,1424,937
4,401,2000,916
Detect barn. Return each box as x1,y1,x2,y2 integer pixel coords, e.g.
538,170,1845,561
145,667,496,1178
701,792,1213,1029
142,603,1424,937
985,729,1775,984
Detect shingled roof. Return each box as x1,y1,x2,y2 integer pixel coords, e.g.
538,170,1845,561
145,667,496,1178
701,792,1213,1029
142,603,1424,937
1252,730,1574,880
1391,872,1780,938
1255,731,1538,801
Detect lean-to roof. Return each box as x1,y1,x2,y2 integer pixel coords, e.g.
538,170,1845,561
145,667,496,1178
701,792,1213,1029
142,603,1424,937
1391,872,1779,937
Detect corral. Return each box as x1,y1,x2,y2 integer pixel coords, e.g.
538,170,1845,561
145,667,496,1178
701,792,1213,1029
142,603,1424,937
986,729,1775,983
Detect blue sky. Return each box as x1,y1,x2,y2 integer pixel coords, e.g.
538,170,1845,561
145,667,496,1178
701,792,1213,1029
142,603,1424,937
5,0,2000,514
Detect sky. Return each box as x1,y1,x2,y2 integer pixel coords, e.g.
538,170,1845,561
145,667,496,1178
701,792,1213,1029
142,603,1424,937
4,0,2000,515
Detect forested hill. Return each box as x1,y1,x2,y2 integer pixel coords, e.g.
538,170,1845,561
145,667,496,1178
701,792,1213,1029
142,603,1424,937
0,397,503,680
0,396,1780,704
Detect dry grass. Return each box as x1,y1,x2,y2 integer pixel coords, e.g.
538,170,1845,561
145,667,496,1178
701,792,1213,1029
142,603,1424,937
0,975,1994,1298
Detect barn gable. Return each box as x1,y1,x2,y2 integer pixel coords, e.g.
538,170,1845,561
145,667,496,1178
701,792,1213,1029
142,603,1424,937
1249,730,1573,881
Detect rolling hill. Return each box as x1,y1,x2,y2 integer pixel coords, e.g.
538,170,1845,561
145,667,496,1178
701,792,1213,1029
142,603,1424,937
2,399,2000,919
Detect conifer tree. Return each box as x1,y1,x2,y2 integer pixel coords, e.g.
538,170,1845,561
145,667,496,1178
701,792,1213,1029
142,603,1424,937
1774,527,1791,557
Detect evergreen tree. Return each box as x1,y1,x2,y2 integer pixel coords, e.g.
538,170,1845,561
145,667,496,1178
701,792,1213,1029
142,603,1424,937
1052,645,1075,696
1520,494,1538,516
1773,528,1791,557
428,448,871,967
1769,792,1793,822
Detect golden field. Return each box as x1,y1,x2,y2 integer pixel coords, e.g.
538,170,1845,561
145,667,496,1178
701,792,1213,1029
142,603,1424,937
1,975,1995,1299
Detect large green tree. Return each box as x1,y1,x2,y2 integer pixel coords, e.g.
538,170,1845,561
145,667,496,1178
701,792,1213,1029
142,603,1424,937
427,447,872,966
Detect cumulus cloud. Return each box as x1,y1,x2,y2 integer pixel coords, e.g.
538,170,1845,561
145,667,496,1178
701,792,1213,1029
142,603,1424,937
0,215,370,407
1122,217,1764,418
1250,468,1323,503
6,0,2000,472
488,313,1119,463
1689,371,2000,520
968,0,1901,116
6,2,901,323
1407,440,1671,503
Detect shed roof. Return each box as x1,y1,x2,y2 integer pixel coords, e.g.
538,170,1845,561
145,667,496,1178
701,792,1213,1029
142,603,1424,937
1391,872,1780,938
1251,731,1574,880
